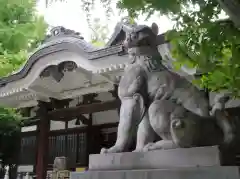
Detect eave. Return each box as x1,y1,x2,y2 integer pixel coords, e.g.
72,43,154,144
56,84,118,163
0,24,198,108
0,27,131,108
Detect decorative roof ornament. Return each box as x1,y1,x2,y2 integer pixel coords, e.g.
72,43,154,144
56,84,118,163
43,26,84,42
50,26,82,37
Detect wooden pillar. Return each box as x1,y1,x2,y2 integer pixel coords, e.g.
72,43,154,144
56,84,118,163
9,132,21,179
64,121,68,159
110,85,120,115
36,102,50,179
81,94,95,168
86,113,93,166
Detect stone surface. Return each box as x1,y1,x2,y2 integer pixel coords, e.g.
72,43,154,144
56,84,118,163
102,22,233,154
89,146,221,170
70,166,240,179
53,157,68,170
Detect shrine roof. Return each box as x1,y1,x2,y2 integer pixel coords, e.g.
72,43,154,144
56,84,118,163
0,21,170,88
0,21,196,108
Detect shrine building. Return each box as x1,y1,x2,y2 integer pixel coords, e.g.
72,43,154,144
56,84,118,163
0,21,239,179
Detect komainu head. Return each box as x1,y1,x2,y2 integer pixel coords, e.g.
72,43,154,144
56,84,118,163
123,23,159,49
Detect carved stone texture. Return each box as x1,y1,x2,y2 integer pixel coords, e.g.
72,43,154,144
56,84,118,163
71,166,240,179
53,157,68,171
100,22,234,154
91,146,221,170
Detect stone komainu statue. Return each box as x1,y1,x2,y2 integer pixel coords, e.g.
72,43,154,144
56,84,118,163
101,23,234,153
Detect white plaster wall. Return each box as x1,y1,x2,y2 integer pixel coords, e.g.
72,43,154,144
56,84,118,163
17,165,34,172
21,125,37,132
67,114,89,128
21,92,119,132
21,107,38,132
92,110,118,125
21,121,66,132
67,92,119,127
92,92,119,125
50,121,65,130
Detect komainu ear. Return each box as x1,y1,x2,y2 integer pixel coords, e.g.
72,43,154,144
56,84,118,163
151,22,159,35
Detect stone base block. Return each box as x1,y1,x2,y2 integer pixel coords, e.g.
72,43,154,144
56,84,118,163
89,146,221,170
70,166,240,179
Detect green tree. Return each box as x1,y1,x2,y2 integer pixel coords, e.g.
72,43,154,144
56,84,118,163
0,0,47,77
90,18,110,47
0,0,47,166
117,0,240,96
46,0,240,96
0,108,22,165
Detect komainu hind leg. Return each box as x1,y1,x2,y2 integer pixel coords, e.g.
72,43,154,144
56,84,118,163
211,93,234,145
133,112,155,152
141,100,177,152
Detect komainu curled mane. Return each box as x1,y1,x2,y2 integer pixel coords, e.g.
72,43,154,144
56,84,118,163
101,22,234,153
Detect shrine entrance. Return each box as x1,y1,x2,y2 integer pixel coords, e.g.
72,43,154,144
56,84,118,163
0,25,130,179
20,121,118,170
18,93,120,179
2,22,240,179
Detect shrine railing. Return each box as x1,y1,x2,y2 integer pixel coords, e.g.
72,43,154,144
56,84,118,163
19,123,118,169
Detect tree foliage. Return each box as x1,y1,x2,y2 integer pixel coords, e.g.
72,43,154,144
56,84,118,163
117,0,240,96
0,0,47,164
0,0,47,77
53,0,240,95
90,18,110,47
0,108,22,164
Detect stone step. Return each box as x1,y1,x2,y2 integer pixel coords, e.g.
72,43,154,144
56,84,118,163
89,146,221,170
70,166,240,179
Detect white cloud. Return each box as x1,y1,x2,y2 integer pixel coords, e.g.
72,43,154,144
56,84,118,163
36,0,174,41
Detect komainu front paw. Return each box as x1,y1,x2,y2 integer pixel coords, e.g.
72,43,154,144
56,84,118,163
100,145,124,154
100,148,108,154
132,149,142,152
143,143,157,152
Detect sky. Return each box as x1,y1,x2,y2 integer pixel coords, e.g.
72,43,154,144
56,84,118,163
36,0,175,42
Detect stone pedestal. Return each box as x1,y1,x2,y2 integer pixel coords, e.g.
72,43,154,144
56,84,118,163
71,166,239,179
89,146,220,170
70,146,240,179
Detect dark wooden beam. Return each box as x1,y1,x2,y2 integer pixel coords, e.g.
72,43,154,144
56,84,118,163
109,84,118,99
109,85,120,115
36,102,50,179
226,107,240,116
18,107,33,117
20,116,39,126
77,114,89,125
48,99,120,120
82,93,99,104
49,98,71,109
21,118,40,126
86,113,93,166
